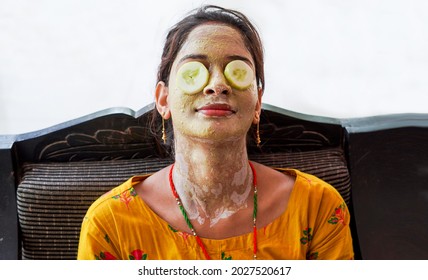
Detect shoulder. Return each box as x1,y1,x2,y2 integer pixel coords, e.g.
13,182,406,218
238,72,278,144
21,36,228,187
84,175,151,218
282,169,350,226
259,165,348,221
278,168,344,204
250,162,344,204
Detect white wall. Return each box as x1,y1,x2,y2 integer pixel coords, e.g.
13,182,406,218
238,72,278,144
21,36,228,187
1,0,427,135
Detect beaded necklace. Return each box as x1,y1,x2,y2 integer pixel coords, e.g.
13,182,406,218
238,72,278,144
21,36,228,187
168,161,258,260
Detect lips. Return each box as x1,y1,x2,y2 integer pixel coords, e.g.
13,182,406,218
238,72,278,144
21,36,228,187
196,103,235,117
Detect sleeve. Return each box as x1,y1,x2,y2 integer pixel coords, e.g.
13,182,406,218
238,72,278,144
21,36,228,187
77,211,120,260
307,186,354,260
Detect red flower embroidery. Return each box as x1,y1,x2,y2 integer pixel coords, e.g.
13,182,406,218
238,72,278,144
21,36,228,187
129,249,148,260
112,188,137,209
328,203,346,225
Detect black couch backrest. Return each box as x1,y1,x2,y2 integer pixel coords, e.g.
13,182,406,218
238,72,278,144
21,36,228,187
2,103,428,260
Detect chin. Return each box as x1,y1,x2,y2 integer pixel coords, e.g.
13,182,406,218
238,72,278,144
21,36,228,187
190,128,249,143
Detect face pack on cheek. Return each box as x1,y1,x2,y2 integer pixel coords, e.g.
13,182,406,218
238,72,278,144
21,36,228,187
176,60,254,95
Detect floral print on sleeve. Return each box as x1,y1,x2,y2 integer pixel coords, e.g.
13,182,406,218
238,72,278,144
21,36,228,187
300,227,313,245
328,203,346,225
112,187,137,209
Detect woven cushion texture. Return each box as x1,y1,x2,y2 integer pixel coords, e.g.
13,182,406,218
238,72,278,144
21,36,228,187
17,149,350,259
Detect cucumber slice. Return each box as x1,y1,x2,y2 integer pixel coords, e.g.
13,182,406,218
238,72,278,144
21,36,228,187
224,60,254,90
176,61,209,94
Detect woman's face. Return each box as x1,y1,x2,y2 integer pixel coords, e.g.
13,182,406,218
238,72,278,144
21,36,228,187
163,23,261,142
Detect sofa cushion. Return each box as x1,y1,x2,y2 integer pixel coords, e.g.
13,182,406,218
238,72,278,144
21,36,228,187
17,148,350,259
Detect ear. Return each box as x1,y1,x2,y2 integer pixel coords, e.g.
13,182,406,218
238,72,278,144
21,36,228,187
155,81,171,119
252,87,263,124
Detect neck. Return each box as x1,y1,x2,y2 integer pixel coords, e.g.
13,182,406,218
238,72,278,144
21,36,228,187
172,133,253,227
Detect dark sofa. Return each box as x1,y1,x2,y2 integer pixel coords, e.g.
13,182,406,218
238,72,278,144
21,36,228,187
1,103,427,259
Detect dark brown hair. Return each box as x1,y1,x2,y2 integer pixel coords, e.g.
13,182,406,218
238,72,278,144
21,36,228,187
157,5,265,91
150,5,265,156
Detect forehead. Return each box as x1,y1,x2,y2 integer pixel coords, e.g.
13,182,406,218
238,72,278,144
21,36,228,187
176,23,252,62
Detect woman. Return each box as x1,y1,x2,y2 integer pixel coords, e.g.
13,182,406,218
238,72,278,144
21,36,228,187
78,5,354,260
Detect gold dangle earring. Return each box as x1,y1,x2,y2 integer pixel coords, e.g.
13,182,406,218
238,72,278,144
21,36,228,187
161,112,167,144
255,112,261,147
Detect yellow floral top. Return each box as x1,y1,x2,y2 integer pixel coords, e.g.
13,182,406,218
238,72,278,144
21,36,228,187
77,168,354,260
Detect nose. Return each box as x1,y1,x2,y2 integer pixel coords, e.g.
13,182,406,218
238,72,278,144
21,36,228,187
203,67,232,95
